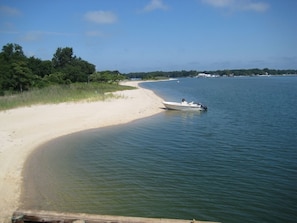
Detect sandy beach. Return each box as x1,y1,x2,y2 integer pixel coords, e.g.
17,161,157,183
0,81,164,223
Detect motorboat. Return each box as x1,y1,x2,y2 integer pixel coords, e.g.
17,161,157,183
163,99,207,111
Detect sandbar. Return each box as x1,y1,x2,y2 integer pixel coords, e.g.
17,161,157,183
0,81,164,223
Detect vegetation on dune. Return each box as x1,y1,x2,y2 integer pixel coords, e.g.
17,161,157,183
0,43,130,110
0,83,134,111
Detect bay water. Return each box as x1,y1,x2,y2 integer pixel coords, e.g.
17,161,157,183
22,76,297,223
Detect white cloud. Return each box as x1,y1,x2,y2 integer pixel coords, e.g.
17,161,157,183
143,0,169,12
202,0,269,12
0,5,21,16
84,11,117,24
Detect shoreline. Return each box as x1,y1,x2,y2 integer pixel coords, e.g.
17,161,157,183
0,81,164,223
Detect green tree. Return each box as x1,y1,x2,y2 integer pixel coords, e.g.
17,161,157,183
64,58,95,82
11,61,34,92
90,70,125,83
0,53,10,94
43,72,68,84
0,43,33,92
52,47,74,69
51,47,95,82
1,43,25,61
28,57,53,78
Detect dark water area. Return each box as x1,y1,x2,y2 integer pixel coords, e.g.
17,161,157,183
22,76,297,223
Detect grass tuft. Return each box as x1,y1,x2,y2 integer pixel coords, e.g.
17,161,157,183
0,83,135,111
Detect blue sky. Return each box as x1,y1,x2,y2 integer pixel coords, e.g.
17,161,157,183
0,0,296,73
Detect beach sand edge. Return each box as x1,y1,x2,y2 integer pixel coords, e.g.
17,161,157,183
0,81,164,222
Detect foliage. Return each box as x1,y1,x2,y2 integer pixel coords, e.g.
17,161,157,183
27,57,53,78
2,43,25,61
0,43,126,95
51,47,95,83
52,47,74,69
89,70,125,83
10,60,35,92
43,72,69,85
0,43,28,94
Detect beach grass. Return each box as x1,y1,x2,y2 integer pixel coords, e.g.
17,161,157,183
0,83,135,111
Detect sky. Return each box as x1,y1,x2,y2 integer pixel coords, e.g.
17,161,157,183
0,0,296,73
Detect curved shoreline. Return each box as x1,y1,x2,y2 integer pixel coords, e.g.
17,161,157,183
0,81,164,223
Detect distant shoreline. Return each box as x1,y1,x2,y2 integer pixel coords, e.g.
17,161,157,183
0,81,164,223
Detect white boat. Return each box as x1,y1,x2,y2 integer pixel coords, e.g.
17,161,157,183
163,99,207,111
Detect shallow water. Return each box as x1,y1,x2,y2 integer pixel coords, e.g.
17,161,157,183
22,76,297,223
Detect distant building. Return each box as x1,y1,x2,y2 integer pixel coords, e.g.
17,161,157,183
196,73,219,78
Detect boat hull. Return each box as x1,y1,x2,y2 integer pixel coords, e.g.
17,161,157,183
163,101,207,111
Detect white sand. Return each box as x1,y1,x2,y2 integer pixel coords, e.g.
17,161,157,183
0,81,164,223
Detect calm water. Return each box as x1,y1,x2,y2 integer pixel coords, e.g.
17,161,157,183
22,76,297,223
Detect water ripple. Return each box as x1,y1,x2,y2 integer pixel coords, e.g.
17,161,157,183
23,76,297,223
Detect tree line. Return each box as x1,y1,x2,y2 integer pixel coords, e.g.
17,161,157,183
125,68,297,80
0,43,125,95
1,43,296,95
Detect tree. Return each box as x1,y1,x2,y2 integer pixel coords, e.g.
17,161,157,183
0,43,33,92
65,58,95,82
11,61,34,92
0,43,97,93
89,70,125,83
43,72,68,84
52,47,74,69
28,57,53,78
1,43,25,62
51,47,95,82
0,53,10,94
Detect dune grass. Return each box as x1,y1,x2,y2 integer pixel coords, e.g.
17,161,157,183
0,83,135,111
